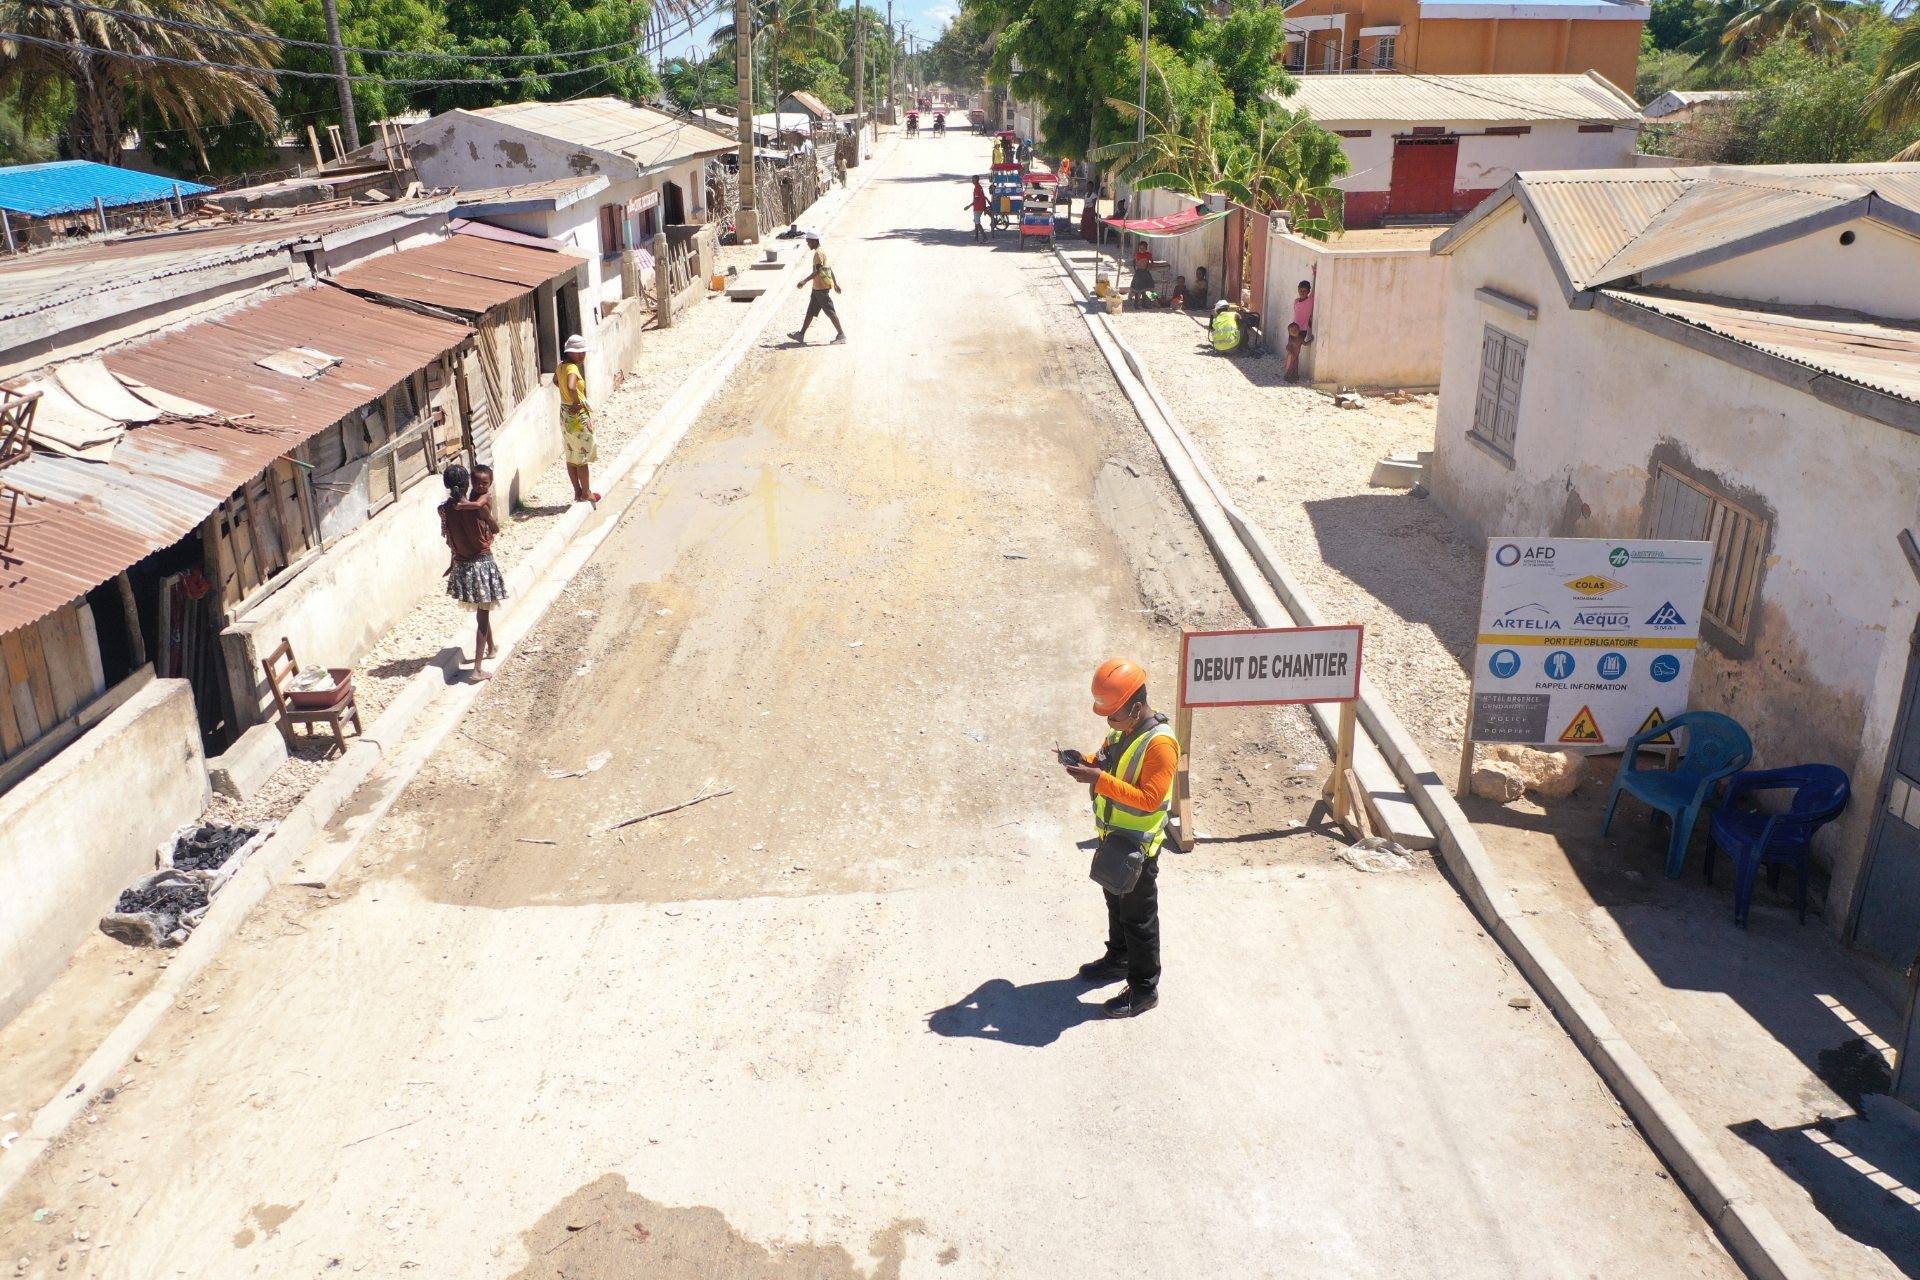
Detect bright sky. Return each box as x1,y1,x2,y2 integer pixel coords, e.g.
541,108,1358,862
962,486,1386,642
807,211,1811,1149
658,0,963,71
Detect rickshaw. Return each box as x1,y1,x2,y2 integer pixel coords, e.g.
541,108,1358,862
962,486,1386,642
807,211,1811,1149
1019,170,1059,249
988,162,1024,235
905,110,919,138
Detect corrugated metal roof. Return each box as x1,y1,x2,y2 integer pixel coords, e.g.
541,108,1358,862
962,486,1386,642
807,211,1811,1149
0,285,470,635
0,197,456,324
1521,176,1695,288
1445,165,1920,290
467,98,738,173
0,161,213,217
455,176,608,216
333,236,585,314
1282,73,1640,125
1602,289,1920,405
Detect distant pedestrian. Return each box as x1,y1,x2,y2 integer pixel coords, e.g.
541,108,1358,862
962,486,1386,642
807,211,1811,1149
1080,200,1099,242
1285,322,1313,382
1293,278,1315,337
558,335,599,505
789,231,846,344
440,464,506,680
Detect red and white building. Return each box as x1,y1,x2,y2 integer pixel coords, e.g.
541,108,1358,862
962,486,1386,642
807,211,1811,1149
1283,73,1641,226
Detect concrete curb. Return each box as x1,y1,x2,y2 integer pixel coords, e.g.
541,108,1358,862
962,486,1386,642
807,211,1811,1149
0,137,902,1213
1048,246,1815,1280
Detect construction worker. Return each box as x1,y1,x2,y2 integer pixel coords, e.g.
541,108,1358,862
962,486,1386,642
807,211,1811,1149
1061,658,1179,1018
1209,299,1241,353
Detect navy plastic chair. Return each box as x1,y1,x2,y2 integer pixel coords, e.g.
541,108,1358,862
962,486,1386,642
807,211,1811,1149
1603,711,1753,878
1706,765,1850,928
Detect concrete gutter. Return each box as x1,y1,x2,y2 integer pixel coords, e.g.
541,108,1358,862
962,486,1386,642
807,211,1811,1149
1049,245,1815,1280
0,136,901,1213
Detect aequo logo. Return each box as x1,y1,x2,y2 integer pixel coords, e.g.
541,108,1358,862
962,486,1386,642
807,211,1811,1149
1570,609,1631,631
1646,602,1687,627
1564,574,1626,597
1609,546,1630,568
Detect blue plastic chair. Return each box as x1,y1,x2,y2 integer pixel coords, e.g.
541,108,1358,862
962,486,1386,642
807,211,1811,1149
1603,711,1753,878
1706,765,1849,928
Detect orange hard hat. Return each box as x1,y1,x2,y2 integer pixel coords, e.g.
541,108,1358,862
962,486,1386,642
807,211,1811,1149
1091,658,1148,716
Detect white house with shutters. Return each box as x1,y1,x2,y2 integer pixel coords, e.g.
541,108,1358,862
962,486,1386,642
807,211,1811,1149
1428,163,1920,967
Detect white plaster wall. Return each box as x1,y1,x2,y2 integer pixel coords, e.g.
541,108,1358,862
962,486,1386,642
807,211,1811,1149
1131,189,1226,299
1656,216,1920,320
1321,120,1637,194
0,678,208,1025
1431,203,1920,924
1265,232,1450,387
231,297,646,718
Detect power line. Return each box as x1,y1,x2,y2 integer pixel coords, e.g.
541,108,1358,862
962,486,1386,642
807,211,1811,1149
0,30,654,85
23,0,651,62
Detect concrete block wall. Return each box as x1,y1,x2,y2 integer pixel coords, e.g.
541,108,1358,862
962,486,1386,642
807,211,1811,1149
0,679,207,1026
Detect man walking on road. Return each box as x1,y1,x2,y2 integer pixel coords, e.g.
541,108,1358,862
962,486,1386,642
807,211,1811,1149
967,177,988,242
790,231,847,345
1061,658,1179,1018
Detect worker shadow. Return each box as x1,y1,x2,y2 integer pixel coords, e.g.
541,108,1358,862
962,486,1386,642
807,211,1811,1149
926,977,1109,1047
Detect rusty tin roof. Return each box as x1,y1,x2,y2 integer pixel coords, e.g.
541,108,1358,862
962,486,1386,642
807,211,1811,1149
0,286,469,635
334,236,587,314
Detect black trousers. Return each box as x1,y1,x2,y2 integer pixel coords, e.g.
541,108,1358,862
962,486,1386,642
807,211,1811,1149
1103,853,1161,988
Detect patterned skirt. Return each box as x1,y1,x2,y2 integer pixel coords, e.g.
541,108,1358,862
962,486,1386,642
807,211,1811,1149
561,404,598,465
448,555,508,611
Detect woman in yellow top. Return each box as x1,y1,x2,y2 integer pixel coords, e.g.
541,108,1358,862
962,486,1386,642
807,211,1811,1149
558,333,598,504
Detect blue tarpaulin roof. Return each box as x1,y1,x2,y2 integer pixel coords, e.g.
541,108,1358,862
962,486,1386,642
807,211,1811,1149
0,161,213,217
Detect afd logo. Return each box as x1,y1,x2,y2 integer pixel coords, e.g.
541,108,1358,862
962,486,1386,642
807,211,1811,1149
1489,603,1560,632
1495,543,1557,568
1646,602,1688,627
1570,609,1632,632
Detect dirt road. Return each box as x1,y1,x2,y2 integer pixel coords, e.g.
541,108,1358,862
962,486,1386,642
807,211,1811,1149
0,135,1738,1280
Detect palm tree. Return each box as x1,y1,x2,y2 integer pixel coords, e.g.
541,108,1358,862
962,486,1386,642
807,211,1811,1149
764,0,839,136
1869,18,1920,159
1687,0,1858,69
0,0,277,166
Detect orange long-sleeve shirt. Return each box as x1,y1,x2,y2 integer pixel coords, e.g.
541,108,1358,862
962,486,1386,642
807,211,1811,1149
1089,735,1180,813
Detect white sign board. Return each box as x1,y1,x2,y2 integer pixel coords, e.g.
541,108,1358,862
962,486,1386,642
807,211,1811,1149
1181,625,1364,708
1469,538,1712,749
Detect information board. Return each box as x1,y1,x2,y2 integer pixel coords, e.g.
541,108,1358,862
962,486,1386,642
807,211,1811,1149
1180,625,1364,708
1468,538,1712,749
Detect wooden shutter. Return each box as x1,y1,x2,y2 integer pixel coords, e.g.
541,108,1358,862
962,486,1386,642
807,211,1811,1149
1493,333,1526,453
1648,466,1767,643
1472,328,1506,446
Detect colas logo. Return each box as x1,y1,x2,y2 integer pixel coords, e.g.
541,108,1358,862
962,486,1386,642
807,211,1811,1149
1564,574,1626,597
1490,603,1560,632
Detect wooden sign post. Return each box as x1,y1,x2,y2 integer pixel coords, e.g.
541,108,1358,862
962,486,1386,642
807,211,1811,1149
1177,623,1366,849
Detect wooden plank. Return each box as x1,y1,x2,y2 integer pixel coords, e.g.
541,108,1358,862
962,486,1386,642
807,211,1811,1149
35,606,83,723
1173,703,1195,853
0,640,22,757
15,620,58,733
75,601,107,697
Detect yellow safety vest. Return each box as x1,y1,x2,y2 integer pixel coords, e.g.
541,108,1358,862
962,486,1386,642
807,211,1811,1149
1094,719,1179,857
1210,310,1240,352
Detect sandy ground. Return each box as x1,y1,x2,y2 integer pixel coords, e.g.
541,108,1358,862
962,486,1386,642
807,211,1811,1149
0,136,1740,1280
1107,309,1481,771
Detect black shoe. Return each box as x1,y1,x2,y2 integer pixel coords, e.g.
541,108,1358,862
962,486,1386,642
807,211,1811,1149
1104,985,1158,1018
1077,956,1128,983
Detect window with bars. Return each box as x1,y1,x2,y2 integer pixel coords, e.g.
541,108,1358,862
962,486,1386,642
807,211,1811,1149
1646,465,1767,643
1470,325,1527,458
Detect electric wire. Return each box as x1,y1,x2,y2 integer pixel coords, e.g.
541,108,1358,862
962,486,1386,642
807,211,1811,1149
21,0,651,61
0,29,654,85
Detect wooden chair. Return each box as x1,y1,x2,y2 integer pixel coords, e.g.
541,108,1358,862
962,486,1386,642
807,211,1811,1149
261,636,362,757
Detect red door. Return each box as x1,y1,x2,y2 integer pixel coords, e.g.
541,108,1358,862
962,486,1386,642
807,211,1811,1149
1389,137,1458,216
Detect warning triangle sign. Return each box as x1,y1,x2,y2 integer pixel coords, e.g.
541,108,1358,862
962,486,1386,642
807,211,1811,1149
1637,707,1674,745
1559,705,1604,744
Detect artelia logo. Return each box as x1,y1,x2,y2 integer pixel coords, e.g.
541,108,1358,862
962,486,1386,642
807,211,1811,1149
1490,603,1559,632
1646,602,1687,627
1609,547,1629,568
1495,543,1521,567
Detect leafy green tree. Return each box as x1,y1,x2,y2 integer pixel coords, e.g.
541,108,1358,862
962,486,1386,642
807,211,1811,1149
0,0,278,165
924,7,992,91
1684,0,1858,69
1868,18,1920,156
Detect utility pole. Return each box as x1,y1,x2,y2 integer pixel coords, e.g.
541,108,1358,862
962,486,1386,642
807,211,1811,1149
886,1,894,124
735,0,759,241
851,0,865,167
322,0,359,155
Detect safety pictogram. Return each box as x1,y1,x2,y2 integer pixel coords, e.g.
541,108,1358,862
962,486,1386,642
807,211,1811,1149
1558,705,1604,743
1636,707,1674,745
